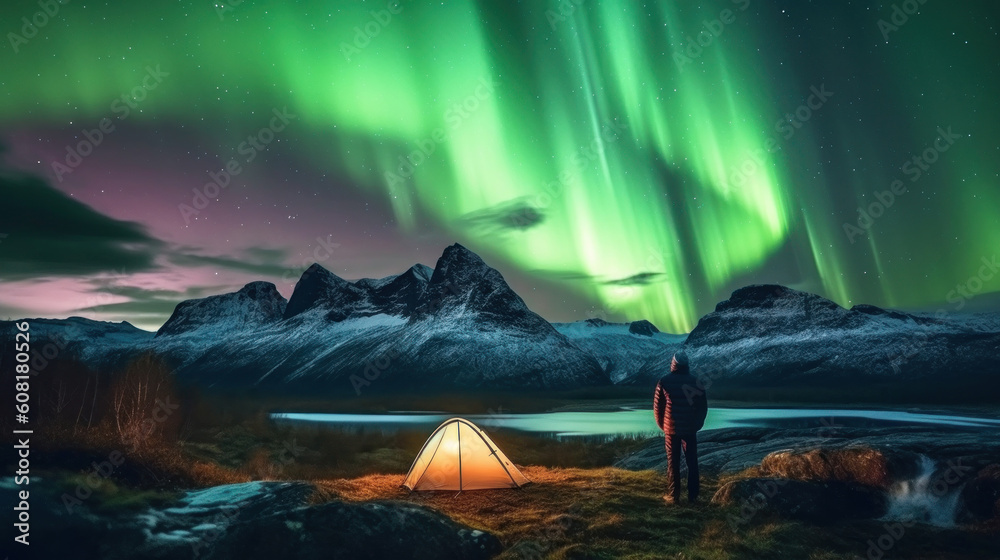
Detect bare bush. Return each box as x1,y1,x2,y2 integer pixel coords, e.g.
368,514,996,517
106,353,179,453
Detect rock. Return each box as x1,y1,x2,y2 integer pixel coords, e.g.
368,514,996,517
615,426,999,477
1,480,501,560
712,477,887,523
619,427,1000,527
628,320,660,337
217,499,501,560
759,447,899,489
958,464,1000,522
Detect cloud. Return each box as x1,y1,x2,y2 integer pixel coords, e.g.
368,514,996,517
167,249,292,277
77,298,182,317
0,171,162,280
74,282,237,329
532,269,670,287
534,269,599,282
603,272,669,286
242,246,288,265
0,166,294,327
459,198,545,234
0,301,35,321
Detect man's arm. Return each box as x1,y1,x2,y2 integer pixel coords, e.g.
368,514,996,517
653,380,666,431
694,386,709,430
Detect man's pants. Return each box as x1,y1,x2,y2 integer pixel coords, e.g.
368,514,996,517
665,433,699,501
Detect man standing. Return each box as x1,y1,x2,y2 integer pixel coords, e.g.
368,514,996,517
653,351,708,504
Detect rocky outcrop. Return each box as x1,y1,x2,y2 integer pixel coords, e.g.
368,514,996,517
618,425,1000,526
616,426,997,476
957,464,1000,522
758,447,909,489
0,480,500,560
283,264,369,321
712,477,887,523
220,498,501,560
628,319,660,337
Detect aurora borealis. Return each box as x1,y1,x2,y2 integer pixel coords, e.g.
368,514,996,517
1,0,998,332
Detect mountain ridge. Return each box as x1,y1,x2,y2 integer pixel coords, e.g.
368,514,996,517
3,248,999,397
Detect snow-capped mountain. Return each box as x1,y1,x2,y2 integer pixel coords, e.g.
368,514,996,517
7,243,607,393
3,250,999,398
169,243,607,392
157,281,287,336
684,284,1000,389
553,318,684,385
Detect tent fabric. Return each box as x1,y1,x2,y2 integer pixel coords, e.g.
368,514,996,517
403,417,530,491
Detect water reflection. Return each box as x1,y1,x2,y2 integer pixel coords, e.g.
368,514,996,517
271,408,1000,440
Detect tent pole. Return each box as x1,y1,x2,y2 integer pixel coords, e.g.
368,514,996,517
466,420,522,488
457,423,463,492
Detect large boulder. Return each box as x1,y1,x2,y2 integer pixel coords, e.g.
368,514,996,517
1,480,500,560
217,499,501,560
712,477,887,524
759,447,915,489
615,426,995,476
957,463,1000,523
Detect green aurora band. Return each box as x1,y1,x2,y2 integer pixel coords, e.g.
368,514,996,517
2,0,998,332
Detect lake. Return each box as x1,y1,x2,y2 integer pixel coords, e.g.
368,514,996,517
271,407,1000,439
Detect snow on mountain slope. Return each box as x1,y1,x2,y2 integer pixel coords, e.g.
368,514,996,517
554,318,685,385
0,317,153,372
685,285,1000,386
157,281,287,336
4,253,999,397
146,243,606,392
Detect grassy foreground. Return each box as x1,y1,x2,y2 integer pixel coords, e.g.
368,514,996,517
12,356,997,559
309,467,999,560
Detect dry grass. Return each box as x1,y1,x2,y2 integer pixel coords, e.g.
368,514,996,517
13,355,996,559
312,466,760,559
758,447,892,488
308,466,1000,559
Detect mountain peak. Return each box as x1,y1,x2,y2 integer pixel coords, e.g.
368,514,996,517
689,284,859,346
239,280,283,299
284,264,363,319
628,319,660,336
407,263,434,282
157,281,287,336
717,284,843,314
416,243,556,336
429,243,489,282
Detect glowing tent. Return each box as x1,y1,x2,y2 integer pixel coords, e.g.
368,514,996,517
402,417,531,491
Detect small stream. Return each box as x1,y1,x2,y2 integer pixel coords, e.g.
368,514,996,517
883,455,966,527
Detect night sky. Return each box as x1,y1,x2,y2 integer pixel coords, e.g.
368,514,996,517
1,0,998,332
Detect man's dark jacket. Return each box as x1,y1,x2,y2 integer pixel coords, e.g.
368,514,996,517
653,369,708,434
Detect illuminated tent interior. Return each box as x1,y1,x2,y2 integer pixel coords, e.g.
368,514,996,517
402,418,530,491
